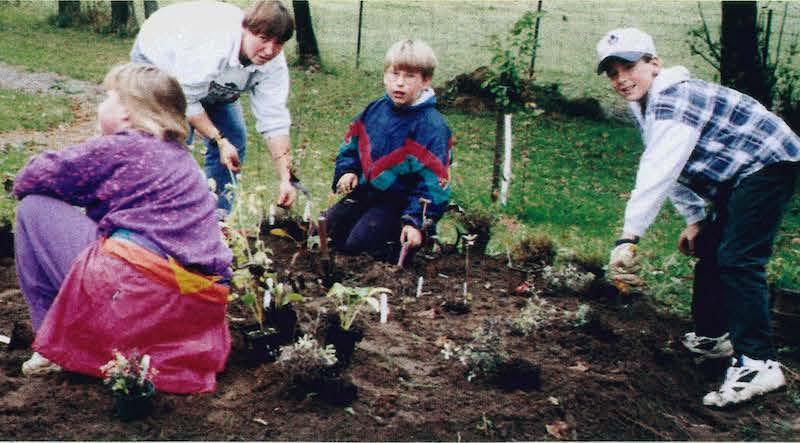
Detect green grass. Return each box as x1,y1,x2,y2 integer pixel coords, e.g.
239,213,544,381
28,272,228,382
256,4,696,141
0,1,797,308
0,89,73,132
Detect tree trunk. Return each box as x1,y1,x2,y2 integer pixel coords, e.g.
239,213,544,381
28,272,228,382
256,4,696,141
292,1,321,68
55,1,81,28
110,1,134,36
143,0,159,19
490,110,503,202
720,1,771,107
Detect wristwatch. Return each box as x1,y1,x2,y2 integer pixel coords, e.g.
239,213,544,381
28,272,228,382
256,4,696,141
209,131,225,148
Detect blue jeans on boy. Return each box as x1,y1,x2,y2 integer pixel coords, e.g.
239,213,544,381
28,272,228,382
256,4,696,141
202,101,247,213
326,188,419,265
691,161,798,361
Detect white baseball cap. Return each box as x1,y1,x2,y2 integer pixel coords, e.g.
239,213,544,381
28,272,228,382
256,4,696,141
596,28,657,74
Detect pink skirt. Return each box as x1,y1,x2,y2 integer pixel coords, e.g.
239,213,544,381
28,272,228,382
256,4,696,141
34,237,231,394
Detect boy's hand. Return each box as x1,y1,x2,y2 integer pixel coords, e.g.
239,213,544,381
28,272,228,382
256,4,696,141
400,225,422,248
336,173,358,194
218,139,241,172
608,242,644,293
677,222,702,257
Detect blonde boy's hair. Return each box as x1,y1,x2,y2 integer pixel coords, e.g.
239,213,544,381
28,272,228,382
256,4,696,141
384,39,438,78
103,63,188,143
242,0,294,43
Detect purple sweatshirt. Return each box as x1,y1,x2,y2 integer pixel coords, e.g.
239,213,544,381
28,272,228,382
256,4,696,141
13,130,232,278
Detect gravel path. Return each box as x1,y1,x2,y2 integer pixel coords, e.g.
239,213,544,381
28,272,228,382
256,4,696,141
0,62,103,149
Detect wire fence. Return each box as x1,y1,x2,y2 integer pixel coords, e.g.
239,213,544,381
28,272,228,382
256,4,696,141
305,0,800,106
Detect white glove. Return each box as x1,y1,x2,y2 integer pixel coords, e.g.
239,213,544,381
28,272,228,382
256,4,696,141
608,242,644,293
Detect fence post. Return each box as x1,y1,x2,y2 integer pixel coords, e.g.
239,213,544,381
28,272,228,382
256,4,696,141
356,1,364,69
528,0,543,78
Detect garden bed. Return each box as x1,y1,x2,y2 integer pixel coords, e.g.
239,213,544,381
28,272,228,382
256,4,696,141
0,233,798,440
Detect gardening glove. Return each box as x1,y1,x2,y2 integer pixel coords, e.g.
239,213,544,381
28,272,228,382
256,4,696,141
608,242,644,294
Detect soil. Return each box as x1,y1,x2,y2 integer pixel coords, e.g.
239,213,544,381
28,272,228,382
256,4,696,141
1,233,800,441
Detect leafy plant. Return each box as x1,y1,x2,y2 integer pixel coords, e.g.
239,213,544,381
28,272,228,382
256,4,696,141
325,283,390,331
510,295,557,336
277,334,338,376
221,174,303,332
99,350,157,396
440,318,507,382
540,262,595,296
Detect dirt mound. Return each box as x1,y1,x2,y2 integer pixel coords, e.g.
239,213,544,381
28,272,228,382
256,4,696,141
0,232,799,440
436,67,605,121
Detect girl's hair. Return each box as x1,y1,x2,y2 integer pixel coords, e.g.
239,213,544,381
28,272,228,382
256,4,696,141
384,39,438,78
103,63,188,143
242,0,294,44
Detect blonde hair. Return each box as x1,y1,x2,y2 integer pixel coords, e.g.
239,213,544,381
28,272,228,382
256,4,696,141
103,63,188,143
384,39,438,78
242,0,294,43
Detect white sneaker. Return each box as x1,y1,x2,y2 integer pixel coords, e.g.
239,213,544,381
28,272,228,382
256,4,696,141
21,352,61,376
702,355,786,407
682,332,734,363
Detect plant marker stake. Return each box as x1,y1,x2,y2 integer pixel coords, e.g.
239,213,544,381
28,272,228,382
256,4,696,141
263,289,272,310
268,204,276,225
302,201,311,222
138,354,151,386
416,276,424,298
380,293,388,324
318,216,329,256
418,197,431,227
397,242,410,268
500,113,512,206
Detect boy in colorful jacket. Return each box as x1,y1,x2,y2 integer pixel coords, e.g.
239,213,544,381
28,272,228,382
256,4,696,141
327,39,452,266
598,28,799,408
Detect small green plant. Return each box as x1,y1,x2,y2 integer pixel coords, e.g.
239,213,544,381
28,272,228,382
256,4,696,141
221,174,303,332
540,262,595,296
99,350,158,396
325,283,390,331
277,334,338,376
440,318,506,382
510,295,557,336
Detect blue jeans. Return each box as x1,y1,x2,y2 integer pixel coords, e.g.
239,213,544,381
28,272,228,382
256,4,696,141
691,161,798,360
202,101,247,213
326,188,417,266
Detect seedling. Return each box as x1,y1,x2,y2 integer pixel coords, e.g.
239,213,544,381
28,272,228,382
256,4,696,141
325,283,391,331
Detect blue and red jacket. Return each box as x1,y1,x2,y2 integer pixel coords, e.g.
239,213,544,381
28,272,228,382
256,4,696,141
332,91,453,229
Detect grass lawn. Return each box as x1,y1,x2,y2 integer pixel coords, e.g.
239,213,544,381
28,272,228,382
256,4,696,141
0,89,73,132
0,1,797,309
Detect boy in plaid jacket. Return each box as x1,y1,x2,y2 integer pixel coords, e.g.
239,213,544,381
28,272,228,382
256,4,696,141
597,28,799,407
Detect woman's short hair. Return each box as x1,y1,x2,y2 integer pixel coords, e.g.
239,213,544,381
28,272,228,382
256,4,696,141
103,63,188,143
242,0,294,44
384,39,438,78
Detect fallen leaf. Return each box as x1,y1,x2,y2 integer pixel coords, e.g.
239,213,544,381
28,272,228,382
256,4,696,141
415,308,437,319
569,361,589,372
546,420,571,440
252,418,268,426
547,396,560,406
